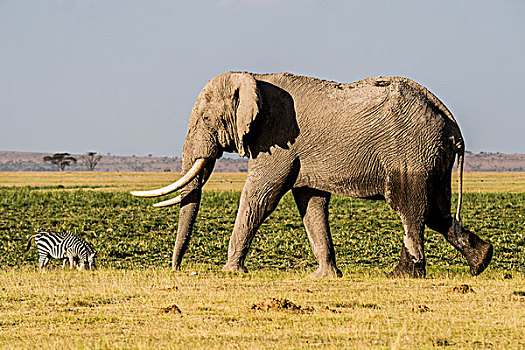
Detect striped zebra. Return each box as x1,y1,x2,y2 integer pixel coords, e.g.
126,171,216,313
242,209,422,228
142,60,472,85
25,231,96,270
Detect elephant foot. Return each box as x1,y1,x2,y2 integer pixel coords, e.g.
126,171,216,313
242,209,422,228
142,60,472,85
222,263,248,273
388,262,426,278
464,236,493,276
308,265,343,279
388,246,426,278
446,223,493,276
171,264,182,272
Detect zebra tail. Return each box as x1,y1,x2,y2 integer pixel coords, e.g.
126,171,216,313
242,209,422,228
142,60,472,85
24,235,36,252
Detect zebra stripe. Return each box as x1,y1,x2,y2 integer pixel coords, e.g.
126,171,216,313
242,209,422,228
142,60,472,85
25,231,96,270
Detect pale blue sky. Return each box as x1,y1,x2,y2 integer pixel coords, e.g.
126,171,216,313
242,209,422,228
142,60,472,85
1,0,524,156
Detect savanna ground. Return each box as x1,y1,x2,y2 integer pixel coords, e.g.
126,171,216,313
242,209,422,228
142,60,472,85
0,171,524,349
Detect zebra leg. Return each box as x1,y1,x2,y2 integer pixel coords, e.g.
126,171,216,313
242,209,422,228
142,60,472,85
38,255,49,270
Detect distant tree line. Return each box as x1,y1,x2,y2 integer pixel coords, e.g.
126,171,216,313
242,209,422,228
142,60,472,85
81,152,102,171
43,152,102,171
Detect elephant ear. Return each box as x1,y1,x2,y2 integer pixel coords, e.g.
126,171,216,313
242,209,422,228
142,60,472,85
230,72,261,157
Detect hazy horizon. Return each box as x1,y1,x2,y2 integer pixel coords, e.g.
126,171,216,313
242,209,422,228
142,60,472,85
1,1,524,157
0,149,523,159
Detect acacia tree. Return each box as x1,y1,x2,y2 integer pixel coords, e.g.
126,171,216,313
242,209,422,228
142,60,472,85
81,152,102,171
43,153,77,171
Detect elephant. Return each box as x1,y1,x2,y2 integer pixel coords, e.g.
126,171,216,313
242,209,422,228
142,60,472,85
131,72,493,278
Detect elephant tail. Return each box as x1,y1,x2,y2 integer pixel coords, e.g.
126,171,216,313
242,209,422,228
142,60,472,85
455,144,465,222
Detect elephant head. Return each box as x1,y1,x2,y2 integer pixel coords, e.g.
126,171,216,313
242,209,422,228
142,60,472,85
131,72,263,269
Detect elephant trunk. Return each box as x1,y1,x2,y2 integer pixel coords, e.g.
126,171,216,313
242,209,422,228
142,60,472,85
171,157,216,270
172,185,201,269
130,153,216,270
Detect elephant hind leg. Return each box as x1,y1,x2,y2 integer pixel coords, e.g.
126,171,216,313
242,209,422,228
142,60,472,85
388,215,426,278
386,173,428,278
426,203,493,276
292,187,341,278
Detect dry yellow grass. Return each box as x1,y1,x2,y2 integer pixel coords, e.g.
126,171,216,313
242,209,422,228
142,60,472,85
0,267,523,349
1,171,524,193
453,171,525,193
0,171,247,192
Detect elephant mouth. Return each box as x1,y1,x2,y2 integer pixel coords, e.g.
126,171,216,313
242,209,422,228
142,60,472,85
130,158,208,207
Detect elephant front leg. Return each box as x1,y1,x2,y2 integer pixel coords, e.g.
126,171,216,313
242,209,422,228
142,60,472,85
223,176,289,273
293,187,341,278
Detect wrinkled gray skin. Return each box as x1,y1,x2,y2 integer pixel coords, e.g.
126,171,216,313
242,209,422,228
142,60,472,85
167,72,492,278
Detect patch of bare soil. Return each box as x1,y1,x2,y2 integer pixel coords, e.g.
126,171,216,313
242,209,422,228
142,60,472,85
320,306,339,313
249,298,314,313
334,301,381,310
412,304,431,313
158,304,182,314
433,338,456,346
448,284,475,294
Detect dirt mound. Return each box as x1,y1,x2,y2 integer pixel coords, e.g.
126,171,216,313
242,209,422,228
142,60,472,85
158,286,178,292
335,301,381,310
158,304,182,314
249,298,314,313
448,284,475,294
412,304,431,312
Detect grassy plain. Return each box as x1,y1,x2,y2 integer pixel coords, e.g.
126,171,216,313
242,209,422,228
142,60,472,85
1,171,524,349
1,170,524,193
0,171,248,192
1,268,524,349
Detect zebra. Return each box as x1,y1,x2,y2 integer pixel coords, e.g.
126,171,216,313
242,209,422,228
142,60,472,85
25,231,96,270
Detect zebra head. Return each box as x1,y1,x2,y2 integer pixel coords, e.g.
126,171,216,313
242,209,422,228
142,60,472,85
77,252,96,271
88,252,96,270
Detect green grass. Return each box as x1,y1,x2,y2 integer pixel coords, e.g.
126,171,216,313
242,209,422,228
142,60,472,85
1,188,523,272
1,175,524,348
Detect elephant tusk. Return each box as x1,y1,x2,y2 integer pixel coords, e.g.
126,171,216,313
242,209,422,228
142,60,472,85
130,158,207,197
153,195,181,208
